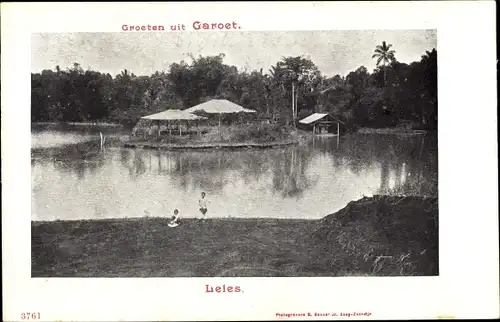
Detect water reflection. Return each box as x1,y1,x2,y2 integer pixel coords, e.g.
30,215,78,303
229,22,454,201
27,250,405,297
114,147,320,199
373,136,438,196
31,130,438,220
270,147,319,199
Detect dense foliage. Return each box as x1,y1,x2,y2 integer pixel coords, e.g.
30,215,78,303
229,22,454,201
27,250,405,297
31,44,437,129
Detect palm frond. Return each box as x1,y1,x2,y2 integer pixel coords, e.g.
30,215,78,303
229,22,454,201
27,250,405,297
372,53,380,59
374,48,384,54
376,56,384,66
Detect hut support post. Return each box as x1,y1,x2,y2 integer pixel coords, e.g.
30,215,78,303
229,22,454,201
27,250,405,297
157,120,160,140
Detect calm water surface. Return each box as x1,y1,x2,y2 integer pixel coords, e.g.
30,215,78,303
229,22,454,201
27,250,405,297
31,125,438,221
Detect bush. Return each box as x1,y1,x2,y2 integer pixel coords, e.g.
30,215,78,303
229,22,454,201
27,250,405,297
195,123,295,144
130,121,297,144
229,123,292,143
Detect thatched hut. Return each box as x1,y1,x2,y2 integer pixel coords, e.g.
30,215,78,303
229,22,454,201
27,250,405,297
133,109,207,139
183,99,257,127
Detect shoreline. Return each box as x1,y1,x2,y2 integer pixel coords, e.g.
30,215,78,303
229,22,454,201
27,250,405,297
32,217,317,225
31,195,438,277
31,122,436,137
357,127,429,135
123,140,301,150
32,122,124,127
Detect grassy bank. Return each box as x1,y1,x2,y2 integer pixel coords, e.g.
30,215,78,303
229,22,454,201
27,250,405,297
32,195,438,277
312,195,438,276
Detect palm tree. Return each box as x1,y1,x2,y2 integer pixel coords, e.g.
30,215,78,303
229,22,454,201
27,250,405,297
372,41,396,86
268,65,285,92
117,69,131,81
421,48,437,65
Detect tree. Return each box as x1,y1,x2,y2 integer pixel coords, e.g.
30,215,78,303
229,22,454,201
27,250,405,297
372,41,396,86
266,64,289,121
303,75,347,115
30,48,437,131
273,56,321,125
418,48,437,126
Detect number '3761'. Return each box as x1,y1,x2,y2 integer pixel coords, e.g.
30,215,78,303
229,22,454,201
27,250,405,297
21,312,40,320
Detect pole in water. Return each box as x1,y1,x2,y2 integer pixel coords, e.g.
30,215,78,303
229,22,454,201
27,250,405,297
100,132,104,150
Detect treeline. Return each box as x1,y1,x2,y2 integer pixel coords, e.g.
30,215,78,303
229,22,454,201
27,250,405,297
31,45,437,129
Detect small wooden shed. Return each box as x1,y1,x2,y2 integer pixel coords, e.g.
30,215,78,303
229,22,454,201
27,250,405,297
298,113,345,135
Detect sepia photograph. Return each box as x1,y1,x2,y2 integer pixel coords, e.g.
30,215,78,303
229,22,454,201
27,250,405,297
31,30,439,278
3,1,498,321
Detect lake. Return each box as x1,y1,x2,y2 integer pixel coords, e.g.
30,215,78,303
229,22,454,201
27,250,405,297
31,125,438,221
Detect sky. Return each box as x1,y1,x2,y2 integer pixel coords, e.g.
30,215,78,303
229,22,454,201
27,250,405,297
31,30,436,78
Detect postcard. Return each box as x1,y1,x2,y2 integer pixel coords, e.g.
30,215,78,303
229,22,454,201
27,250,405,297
2,1,499,321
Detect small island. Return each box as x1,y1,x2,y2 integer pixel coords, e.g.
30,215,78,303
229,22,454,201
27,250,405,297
124,99,305,151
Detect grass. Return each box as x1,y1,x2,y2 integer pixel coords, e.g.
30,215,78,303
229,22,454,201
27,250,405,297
31,195,438,277
312,195,438,276
32,217,319,277
216,123,298,143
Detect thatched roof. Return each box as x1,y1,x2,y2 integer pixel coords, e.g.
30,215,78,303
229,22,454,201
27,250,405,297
184,99,256,114
141,109,206,121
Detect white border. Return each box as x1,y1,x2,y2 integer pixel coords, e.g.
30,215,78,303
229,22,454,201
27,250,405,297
2,1,499,321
